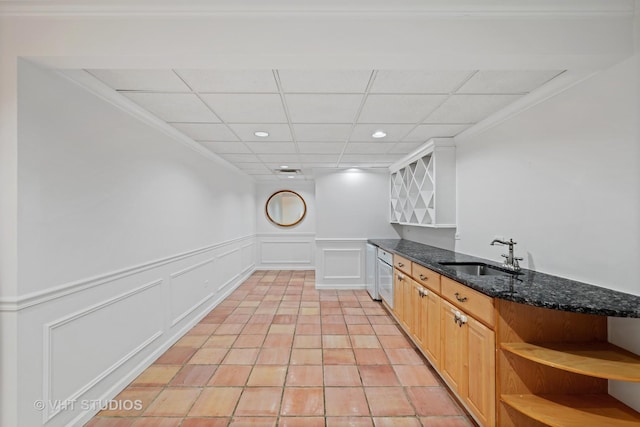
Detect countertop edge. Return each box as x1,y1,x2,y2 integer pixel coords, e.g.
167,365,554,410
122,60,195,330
369,239,640,318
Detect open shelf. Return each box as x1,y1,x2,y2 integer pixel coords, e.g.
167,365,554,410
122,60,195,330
389,139,456,227
502,393,640,427
501,342,640,382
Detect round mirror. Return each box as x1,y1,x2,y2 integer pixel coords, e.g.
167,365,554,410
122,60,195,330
265,190,307,227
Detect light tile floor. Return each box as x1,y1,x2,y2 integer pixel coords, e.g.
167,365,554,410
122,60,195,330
86,270,475,427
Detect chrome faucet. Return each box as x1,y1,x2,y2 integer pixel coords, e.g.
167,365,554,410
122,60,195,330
490,238,523,271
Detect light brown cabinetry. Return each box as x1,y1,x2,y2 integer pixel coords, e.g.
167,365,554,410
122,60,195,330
440,294,496,427
392,256,495,426
496,299,640,427
388,253,640,427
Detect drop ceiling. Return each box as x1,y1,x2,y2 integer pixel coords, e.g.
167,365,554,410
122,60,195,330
86,69,563,180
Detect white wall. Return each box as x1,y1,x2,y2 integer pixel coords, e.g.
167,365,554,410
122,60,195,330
315,169,399,288
14,61,257,427
454,55,640,410
256,181,316,269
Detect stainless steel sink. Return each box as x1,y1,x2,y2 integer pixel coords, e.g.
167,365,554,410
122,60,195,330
439,262,520,277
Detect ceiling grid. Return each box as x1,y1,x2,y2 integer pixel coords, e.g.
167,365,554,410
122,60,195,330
87,68,565,180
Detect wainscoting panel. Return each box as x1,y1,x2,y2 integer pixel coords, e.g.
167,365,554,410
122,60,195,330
14,235,256,427
256,233,315,270
216,248,242,291
315,239,367,289
169,257,216,327
44,279,163,422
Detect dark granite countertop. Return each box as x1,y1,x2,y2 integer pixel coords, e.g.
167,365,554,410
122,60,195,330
369,239,640,318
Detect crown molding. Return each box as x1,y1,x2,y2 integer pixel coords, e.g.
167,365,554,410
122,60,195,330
0,0,634,17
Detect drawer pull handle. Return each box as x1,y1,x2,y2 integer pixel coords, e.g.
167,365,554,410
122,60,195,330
454,292,468,302
419,274,427,281
398,262,405,267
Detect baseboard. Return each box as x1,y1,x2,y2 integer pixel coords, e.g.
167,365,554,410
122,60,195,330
254,266,316,271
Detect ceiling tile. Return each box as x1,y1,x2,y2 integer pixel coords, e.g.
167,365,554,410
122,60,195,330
457,70,563,94
425,94,522,123
244,169,273,175
299,154,340,163
229,123,292,141
251,174,279,180
122,92,219,122
340,153,403,163
218,153,263,163
278,70,372,93
370,70,473,94
344,142,395,154
245,142,297,154
293,124,353,142
286,94,363,123
402,124,470,142
171,123,238,141
257,154,301,163
350,124,414,142
299,163,337,168
198,141,251,154
358,94,447,123
297,142,345,154
388,141,426,154
201,93,287,123
235,162,271,172
176,69,278,92
264,163,302,170
88,69,190,91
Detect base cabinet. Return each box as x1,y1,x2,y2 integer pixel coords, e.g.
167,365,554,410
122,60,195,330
466,315,496,427
389,254,640,427
415,285,440,368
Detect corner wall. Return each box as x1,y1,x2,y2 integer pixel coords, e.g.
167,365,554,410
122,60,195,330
255,181,316,270
454,55,640,410
315,169,400,288
14,61,257,427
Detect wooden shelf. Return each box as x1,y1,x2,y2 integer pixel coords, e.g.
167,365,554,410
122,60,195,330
502,394,640,427
501,342,640,382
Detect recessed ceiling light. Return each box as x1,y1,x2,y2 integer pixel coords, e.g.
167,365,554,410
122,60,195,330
280,165,289,169
372,130,387,139
287,175,295,179
254,131,269,138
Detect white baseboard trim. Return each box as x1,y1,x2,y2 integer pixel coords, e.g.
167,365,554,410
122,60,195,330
254,266,316,271
68,266,256,427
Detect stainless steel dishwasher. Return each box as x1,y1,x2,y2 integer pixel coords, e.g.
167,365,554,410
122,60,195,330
376,248,393,308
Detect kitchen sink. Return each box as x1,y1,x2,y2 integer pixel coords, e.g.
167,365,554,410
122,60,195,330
439,262,521,277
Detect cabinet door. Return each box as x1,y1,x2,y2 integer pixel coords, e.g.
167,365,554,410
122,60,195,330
411,281,425,347
393,268,405,322
466,317,495,427
402,277,414,332
423,289,441,369
440,299,468,394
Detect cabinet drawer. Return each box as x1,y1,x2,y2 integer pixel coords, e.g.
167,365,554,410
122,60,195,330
412,263,441,293
441,277,494,328
394,255,412,275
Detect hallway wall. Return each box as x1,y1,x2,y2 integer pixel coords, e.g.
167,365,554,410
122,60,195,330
255,181,316,270
15,61,257,427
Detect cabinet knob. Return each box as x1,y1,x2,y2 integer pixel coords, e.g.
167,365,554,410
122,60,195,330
454,292,468,303
397,273,404,281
